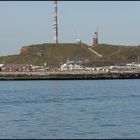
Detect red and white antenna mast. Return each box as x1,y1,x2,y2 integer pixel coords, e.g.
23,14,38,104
54,0,58,44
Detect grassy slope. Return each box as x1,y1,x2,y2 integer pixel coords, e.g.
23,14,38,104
0,43,140,67
0,43,98,66
92,44,140,65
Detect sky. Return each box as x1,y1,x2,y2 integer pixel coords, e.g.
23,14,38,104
0,1,140,56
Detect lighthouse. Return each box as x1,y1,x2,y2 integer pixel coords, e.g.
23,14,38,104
93,32,98,47
93,27,99,47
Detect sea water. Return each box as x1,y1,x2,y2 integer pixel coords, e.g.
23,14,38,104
0,80,140,139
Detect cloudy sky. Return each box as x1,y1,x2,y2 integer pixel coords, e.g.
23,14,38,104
0,1,140,56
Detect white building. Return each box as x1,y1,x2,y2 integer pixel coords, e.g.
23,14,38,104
0,64,4,67
60,62,83,71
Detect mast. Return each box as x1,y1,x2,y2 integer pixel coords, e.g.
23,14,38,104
54,0,58,44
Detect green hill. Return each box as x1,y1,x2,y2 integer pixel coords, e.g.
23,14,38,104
0,43,140,67
0,43,98,67
92,44,140,65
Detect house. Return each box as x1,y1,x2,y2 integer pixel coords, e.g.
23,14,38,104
1,64,32,72
60,62,83,71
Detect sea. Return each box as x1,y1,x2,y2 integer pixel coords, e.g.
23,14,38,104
0,79,140,139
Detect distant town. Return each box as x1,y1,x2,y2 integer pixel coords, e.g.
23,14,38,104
0,59,140,80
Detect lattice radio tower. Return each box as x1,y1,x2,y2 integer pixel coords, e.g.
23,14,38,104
54,0,58,44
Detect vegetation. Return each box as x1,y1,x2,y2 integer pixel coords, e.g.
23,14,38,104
0,43,140,67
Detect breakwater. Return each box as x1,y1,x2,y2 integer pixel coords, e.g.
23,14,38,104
0,71,140,80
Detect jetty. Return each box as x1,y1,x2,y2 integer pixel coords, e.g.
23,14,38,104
0,71,139,80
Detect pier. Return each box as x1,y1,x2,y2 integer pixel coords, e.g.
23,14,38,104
0,71,139,80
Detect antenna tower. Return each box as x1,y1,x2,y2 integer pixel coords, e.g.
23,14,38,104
54,0,58,44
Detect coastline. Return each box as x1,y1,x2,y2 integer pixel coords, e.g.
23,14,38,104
0,71,139,80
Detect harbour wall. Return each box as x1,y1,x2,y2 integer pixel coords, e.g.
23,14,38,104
0,71,139,80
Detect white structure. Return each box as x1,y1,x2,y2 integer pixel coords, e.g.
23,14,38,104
76,38,82,44
127,63,140,68
60,62,83,71
0,64,4,67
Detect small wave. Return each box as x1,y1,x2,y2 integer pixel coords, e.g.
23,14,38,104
87,131,99,134
130,95,140,98
100,124,120,127
12,119,27,122
67,97,96,102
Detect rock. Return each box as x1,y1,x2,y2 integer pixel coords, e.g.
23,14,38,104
20,46,29,54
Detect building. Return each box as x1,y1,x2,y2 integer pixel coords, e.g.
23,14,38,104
76,38,82,44
1,64,32,72
60,61,83,71
93,32,98,47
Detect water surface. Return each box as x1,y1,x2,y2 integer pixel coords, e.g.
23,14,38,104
0,80,140,138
